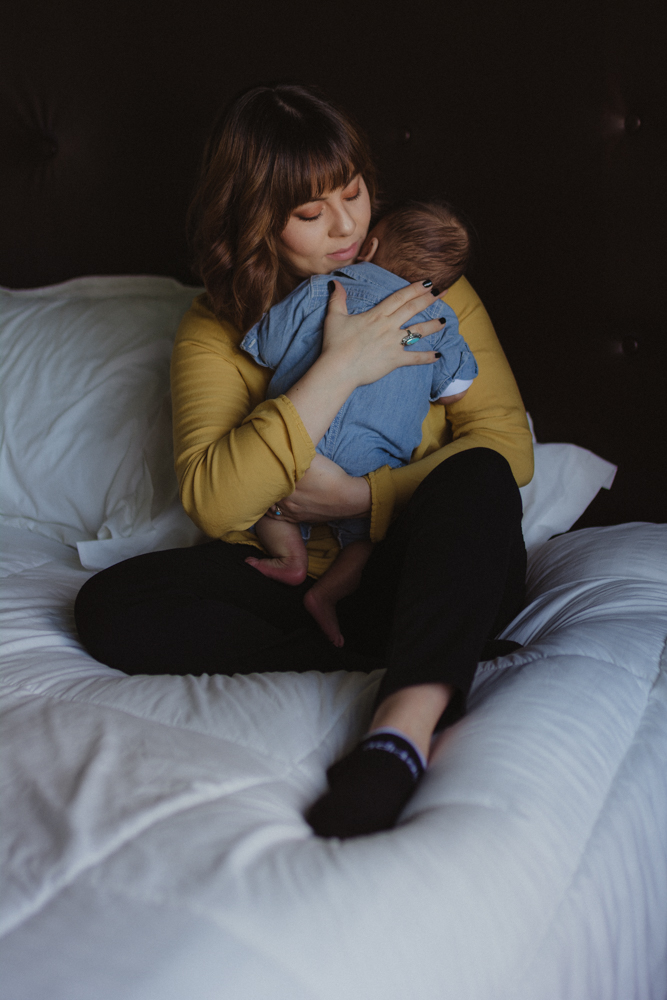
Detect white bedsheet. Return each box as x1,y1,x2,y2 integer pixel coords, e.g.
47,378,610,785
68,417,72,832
1,523,666,1000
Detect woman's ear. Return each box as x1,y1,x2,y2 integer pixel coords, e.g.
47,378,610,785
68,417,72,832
358,236,379,263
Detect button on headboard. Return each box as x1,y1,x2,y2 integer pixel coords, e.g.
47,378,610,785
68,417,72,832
1,1,665,525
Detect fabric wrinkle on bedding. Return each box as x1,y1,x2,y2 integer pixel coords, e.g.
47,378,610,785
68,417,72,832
501,580,667,680
419,658,665,1000
0,881,320,1000
423,654,652,835
1,523,667,999
0,687,318,938
0,660,381,769
59,656,659,1000
513,666,667,1000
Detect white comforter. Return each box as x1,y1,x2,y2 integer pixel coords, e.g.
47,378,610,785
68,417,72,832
1,522,666,1000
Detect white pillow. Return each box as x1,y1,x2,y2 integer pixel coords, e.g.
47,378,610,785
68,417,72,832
520,415,617,552
0,276,204,564
0,279,617,570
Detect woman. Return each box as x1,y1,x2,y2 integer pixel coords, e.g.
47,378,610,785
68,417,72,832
75,84,533,839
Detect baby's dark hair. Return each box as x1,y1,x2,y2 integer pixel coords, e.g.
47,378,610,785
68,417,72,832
373,201,471,289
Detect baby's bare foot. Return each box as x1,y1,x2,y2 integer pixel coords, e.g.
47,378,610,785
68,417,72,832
245,555,307,586
303,586,344,647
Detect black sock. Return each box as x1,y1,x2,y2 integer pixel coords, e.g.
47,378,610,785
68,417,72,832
306,732,425,838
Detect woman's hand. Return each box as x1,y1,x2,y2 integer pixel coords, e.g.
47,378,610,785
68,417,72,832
320,279,444,386
285,279,445,449
265,454,371,524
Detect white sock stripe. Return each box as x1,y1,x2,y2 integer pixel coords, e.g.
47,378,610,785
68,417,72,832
366,727,428,770
362,737,423,781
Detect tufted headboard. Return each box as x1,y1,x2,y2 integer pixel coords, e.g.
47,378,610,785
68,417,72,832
1,0,665,526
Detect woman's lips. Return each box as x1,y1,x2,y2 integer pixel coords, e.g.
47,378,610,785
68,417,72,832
327,241,360,261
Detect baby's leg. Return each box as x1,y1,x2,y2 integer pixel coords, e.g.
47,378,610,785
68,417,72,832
303,540,373,647
245,515,308,586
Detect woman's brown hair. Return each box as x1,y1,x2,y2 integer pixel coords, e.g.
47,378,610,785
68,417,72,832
189,84,378,332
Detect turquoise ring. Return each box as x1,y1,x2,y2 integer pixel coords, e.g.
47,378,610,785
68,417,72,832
401,330,422,346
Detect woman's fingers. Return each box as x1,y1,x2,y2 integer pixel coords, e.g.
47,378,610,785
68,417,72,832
319,276,445,386
325,279,349,315
401,318,445,340
266,503,298,522
398,349,441,368
392,293,445,330
379,280,443,325
397,318,446,367
378,279,437,313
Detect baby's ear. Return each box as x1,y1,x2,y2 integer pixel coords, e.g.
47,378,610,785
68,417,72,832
358,236,379,263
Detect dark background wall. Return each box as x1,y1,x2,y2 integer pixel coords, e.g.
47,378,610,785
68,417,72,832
1,0,665,524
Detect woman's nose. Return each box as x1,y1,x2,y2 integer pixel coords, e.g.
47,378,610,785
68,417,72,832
329,203,356,237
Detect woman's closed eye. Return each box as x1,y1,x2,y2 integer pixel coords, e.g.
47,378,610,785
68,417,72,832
294,181,362,222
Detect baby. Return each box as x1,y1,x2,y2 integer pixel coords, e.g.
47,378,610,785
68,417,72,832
240,202,478,646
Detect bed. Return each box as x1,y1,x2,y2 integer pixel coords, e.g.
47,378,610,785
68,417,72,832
1,3,666,998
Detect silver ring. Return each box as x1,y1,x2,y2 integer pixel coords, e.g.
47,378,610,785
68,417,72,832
401,330,422,346
274,506,283,517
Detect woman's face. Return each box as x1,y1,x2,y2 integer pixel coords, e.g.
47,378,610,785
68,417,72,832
279,175,372,277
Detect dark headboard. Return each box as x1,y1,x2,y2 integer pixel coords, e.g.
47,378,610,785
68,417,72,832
2,0,665,525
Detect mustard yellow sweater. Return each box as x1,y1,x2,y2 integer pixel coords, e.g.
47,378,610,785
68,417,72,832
171,277,534,578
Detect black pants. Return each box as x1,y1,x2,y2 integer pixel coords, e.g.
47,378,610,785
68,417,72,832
75,449,526,717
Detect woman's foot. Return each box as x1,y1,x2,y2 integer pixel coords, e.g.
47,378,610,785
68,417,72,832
306,731,426,838
303,584,344,647
244,553,308,586
306,684,456,838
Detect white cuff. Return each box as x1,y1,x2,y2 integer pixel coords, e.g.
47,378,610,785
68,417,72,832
438,377,473,399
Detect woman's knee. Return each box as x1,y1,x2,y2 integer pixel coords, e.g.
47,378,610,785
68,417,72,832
404,448,523,535
74,549,183,666
409,448,522,523
74,565,128,665
428,447,513,488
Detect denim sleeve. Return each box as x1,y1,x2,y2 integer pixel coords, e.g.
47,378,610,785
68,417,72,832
399,299,478,400
238,280,313,370
429,332,479,401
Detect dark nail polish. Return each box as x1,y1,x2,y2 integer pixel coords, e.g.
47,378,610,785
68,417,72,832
435,352,442,358
422,279,433,287
328,280,335,293
431,287,441,296
438,317,446,325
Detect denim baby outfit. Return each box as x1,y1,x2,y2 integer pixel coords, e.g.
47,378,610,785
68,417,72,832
240,261,478,547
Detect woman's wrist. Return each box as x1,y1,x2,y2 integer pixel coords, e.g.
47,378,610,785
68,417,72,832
285,353,359,448
274,454,372,523
355,476,373,517
305,348,361,396
343,474,372,519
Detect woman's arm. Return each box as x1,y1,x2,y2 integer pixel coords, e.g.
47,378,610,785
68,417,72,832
171,284,443,538
171,299,316,537
265,453,372,524
365,277,534,543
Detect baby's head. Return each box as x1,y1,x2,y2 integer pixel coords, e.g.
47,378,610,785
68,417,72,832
360,201,470,290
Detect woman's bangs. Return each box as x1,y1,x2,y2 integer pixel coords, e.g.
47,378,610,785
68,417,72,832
307,147,359,199
279,135,365,217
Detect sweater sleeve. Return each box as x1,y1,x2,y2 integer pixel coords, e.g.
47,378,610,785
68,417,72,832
171,297,316,538
365,277,534,543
